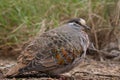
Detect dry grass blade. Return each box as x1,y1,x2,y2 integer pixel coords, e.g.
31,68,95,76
37,19,46,35
88,0,99,49
11,23,25,33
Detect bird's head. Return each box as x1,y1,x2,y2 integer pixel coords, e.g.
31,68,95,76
67,18,90,30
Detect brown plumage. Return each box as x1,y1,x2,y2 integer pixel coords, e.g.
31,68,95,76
5,18,90,78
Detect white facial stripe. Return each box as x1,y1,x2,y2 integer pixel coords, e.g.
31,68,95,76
80,18,86,25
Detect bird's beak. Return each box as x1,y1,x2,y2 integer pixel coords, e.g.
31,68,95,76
84,25,91,30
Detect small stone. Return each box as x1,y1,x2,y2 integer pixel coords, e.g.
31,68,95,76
0,63,4,66
0,69,3,78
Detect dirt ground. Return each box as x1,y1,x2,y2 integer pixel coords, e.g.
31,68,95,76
0,51,120,80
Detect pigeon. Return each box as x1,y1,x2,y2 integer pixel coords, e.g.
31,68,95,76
4,18,90,78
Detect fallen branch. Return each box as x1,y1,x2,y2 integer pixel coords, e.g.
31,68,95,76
87,43,120,59
72,71,120,78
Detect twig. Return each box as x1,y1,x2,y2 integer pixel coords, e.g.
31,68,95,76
72,71,120,78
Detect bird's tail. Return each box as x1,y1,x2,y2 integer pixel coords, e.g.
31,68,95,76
4,63,26,78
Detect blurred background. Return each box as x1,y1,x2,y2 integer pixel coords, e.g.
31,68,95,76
0,0,120,58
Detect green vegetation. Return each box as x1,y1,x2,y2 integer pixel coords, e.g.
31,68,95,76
0,0,119,46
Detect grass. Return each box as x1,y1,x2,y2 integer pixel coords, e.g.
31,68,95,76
0,0,119,47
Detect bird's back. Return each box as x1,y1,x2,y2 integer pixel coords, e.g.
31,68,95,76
18,24,87,74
